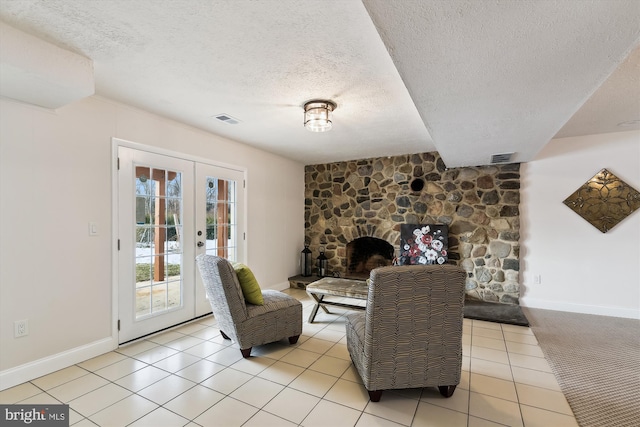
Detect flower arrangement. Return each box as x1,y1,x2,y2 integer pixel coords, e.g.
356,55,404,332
399,224,448,265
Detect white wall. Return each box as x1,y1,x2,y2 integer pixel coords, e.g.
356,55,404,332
0,96,304,389
520,130,640,319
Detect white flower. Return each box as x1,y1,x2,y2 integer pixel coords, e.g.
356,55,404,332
437,257,446,264
418,256,427,264
404,244,410,250
425,249,438,261
431,240,443,251
421,226,430,234
418,242,428,252
413,228,422,237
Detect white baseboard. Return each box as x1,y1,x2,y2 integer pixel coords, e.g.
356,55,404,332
268,281,292,291
0,337,117,391
521,298,640,319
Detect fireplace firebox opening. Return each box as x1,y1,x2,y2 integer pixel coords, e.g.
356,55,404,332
345,237,395,280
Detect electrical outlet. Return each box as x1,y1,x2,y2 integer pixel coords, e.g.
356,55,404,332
14,319,28,338
533,275,542,284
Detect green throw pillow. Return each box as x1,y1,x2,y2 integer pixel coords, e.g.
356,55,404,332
232,262,264,305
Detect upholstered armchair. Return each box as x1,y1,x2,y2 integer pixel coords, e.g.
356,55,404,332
196,254,302,357
345,264,466,401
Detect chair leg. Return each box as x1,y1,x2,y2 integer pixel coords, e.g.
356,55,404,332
438,385,457,397
220,330,231,340
240,347,252,358
368,390,383,402
288,335,300,344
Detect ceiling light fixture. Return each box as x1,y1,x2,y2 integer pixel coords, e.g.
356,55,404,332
303,100,336,132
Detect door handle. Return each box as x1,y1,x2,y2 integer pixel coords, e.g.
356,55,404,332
197,241,204,247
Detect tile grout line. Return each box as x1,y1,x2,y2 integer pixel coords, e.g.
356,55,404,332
502,322,527,427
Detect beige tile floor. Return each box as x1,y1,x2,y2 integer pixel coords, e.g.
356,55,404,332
1,288,578,426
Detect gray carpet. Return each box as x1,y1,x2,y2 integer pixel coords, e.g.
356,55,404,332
463,299,529,326
523,307,640,427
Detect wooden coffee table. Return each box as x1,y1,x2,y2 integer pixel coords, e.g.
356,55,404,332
305,277,368,323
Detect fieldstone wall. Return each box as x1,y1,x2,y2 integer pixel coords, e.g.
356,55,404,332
304,152,521,304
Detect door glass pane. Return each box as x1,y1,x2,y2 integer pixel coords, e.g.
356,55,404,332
135,166,183,319
204,177,237,261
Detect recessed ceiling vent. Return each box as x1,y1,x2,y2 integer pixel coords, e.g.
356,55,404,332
490,153,514,164
213,114,241,125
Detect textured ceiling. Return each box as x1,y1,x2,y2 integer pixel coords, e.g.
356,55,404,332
363,0,640,167
0,0,639,167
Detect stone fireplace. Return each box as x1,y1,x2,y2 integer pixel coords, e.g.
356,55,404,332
304,151,521,305
345,236,394,280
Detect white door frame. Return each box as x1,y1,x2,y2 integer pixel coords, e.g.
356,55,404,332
111,138,247,343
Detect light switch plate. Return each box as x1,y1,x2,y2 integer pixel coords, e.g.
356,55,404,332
89,222,98,236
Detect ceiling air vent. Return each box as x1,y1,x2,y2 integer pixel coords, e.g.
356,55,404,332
213,114,241,125
490,153,514,164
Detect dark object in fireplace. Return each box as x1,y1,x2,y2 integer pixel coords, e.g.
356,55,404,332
346,237,394,280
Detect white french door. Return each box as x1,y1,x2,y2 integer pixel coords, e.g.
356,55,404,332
194,163,244,316
117,145,244,343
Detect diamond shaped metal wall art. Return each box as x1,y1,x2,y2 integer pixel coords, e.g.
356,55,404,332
563,169,640,233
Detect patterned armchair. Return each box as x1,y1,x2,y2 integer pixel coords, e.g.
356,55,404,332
345,264,466,401
196,254,302,357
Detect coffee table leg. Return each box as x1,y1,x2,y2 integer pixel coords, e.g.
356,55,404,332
309,294,329,323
